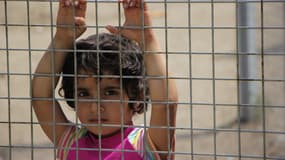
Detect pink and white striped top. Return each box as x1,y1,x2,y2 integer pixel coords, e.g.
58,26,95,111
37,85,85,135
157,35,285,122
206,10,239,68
56,125,160,160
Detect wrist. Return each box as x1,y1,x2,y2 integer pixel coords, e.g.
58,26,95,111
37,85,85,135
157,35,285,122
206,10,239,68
52,33,75,49
140,33,160,51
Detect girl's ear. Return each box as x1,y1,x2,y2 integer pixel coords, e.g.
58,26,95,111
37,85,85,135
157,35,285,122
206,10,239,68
129,99,141,114
132,102,140,112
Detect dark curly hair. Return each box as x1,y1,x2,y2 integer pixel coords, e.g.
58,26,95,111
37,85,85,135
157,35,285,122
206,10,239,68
59,33,149,114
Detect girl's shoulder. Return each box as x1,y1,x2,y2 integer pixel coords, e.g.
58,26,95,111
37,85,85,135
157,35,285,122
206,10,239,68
127,127,161,160
127,127,144,148
59,126,88,144
57,125,88,160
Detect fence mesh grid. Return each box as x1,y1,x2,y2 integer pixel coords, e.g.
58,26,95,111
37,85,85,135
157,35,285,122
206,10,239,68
0,0,285,160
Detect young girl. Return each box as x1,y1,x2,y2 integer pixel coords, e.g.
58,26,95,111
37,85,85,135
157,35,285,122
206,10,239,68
32,0,178,159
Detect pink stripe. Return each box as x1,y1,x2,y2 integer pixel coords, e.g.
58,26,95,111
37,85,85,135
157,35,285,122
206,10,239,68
57,127,75,160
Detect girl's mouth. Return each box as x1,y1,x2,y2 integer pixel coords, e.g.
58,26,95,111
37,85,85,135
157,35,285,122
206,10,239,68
89,118,107,123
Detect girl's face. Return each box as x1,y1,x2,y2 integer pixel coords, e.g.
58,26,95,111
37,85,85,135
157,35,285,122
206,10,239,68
76,70,133,137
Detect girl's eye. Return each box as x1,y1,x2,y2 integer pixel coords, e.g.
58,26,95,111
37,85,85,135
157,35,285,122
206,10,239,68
103,90,118,96
77,91,89,98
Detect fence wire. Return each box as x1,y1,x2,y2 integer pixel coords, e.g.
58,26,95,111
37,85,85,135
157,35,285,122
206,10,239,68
0,0,285,160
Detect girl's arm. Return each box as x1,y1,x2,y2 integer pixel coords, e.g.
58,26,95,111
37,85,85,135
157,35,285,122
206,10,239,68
106,0,178,158
32,0,87,145
143,36,178,158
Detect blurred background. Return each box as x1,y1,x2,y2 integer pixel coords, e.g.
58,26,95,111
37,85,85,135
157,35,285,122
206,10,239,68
0,0,284,159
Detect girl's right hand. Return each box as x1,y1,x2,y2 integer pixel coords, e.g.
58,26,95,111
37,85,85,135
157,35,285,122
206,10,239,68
56,0,87,41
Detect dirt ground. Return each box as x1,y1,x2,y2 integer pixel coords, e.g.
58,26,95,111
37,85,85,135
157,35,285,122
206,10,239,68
0,1,284,160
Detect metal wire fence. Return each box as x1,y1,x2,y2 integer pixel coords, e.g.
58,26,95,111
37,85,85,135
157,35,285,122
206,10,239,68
0,0,285,160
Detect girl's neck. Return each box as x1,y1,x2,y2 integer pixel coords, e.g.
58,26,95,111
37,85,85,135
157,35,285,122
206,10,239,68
91,121,133,139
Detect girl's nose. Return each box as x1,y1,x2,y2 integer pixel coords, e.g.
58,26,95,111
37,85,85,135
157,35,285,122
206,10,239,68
90,101,104,113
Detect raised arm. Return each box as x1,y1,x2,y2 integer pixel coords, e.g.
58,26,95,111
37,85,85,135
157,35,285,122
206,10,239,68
106,0,178,158
32,0,87,145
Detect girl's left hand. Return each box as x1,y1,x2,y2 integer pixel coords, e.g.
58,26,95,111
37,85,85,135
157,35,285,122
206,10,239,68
106,0,154,48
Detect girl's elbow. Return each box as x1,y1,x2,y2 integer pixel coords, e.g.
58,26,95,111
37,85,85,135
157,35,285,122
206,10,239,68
169,89,178,104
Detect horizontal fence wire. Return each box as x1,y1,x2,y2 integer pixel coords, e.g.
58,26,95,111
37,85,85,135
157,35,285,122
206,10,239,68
2,0,285,3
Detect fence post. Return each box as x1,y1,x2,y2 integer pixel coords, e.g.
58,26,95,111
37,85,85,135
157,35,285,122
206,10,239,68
238,1,258,122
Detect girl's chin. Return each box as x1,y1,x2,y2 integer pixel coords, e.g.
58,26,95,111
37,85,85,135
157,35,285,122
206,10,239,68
88,126,122,138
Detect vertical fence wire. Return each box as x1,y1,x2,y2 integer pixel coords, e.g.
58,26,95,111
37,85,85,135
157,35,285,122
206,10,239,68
94,1,102,160
3,0,12,160
187,1,194,160
210,0,217,159
163,0,172,158
70,1,80,160
47,0,57,159
235,0,242,159
25,0,34,159
117,2,124,160
260,0,267,159
142,1,147,159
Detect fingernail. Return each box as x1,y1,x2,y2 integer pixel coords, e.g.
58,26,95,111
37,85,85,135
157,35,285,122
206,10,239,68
136,1,140,7
65,0,70,7
75,0,79,6
130,1,135,7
